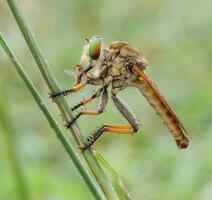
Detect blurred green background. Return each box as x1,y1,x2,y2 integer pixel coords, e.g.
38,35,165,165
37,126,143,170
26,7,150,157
0,0,212,199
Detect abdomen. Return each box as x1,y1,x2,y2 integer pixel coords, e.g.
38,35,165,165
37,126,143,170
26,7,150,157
136,73,189,149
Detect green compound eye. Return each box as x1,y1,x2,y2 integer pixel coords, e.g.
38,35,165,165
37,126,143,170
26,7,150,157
89,35,102,60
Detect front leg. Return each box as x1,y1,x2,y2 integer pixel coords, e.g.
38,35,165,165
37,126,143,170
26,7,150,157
49,82,87,99
49,62,94,100
49,76,105,100
66,87,108,128
74,64,84,86
75,63,94,85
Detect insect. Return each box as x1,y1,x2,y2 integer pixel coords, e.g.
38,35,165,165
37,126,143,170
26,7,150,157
50,35,192,151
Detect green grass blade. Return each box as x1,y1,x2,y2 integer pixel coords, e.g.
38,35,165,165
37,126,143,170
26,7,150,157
5,0,120,199
0,33,106,200
95,152,132,200
6,0,82,145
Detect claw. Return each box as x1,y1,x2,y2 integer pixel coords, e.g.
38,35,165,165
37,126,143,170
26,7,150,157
65,113,82,128
78,142,92,152
78,145,90,152
79,133,97,152
71,102,82,111
49,90,67,100
48,91,57,102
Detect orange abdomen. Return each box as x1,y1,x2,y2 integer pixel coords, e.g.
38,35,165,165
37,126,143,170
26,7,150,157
137,77,189,149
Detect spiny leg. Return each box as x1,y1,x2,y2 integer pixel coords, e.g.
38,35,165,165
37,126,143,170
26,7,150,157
66,87,108,128
80,124,135,151
74,63,94,86
74,65,84,86
49,82,87,99
81,94,139,151
71,87,104,111
49,61,94,100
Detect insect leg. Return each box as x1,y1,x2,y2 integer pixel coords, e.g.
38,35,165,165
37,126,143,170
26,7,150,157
66,87,108,128
111,95,139,132
74,65,84,85
71,87,104,111
74,64,94,85
50,63,93,100
80,95,139,151
80,124,135,151
49,82,87,99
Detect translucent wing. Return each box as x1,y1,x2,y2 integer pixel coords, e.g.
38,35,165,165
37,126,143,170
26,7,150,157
64,69,75,77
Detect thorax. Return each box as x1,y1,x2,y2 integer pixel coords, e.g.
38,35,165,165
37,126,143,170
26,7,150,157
81,48,137,90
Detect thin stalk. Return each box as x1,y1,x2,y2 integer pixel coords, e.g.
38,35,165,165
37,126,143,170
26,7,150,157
0,78,30,200
0,34,106,200
6,0,119,199
7,0,82,145
95,152,132,200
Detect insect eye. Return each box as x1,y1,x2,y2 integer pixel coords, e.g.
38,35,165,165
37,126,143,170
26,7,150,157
88,35,102,60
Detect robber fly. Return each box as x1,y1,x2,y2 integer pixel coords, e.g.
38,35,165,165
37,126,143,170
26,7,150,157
50,35,192,151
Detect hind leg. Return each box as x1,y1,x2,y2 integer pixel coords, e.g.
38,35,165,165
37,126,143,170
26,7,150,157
81,94,139,151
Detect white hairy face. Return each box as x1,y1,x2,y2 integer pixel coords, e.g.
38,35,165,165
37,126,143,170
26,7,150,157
80,44,90,68
80,44,109,80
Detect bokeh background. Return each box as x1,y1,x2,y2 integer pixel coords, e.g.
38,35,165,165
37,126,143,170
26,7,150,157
0,0,212,199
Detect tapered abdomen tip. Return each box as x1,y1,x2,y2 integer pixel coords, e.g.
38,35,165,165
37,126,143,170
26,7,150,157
176,137,189,149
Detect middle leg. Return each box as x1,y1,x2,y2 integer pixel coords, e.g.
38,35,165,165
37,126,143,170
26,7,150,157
71,86,104,111
66,87,108,128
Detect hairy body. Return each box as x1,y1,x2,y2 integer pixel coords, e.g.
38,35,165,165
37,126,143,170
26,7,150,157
50,37,191,151
82,41,146,93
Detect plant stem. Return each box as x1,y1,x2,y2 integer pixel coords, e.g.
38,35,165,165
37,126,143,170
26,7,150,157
6,0,119,199
7,0,82,145
0,33,106,200
95,152,132,200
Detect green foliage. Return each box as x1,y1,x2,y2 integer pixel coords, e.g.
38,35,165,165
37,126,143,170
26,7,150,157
0,33,106,200
0,0,212,199
0,75,29,200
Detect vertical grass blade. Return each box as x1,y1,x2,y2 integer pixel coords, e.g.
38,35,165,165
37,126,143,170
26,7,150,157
0,33,106,200
5,0,120,199
95,152,132,200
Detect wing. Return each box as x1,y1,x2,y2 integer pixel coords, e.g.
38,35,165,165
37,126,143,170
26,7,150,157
64,69,75,77
133,65,192,140
109,40,191,148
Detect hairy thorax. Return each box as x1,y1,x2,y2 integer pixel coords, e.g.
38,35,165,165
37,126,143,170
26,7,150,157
81,47,139,94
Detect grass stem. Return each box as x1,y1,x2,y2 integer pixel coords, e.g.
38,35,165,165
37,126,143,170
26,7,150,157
5,0,122,198
0,33,106,200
